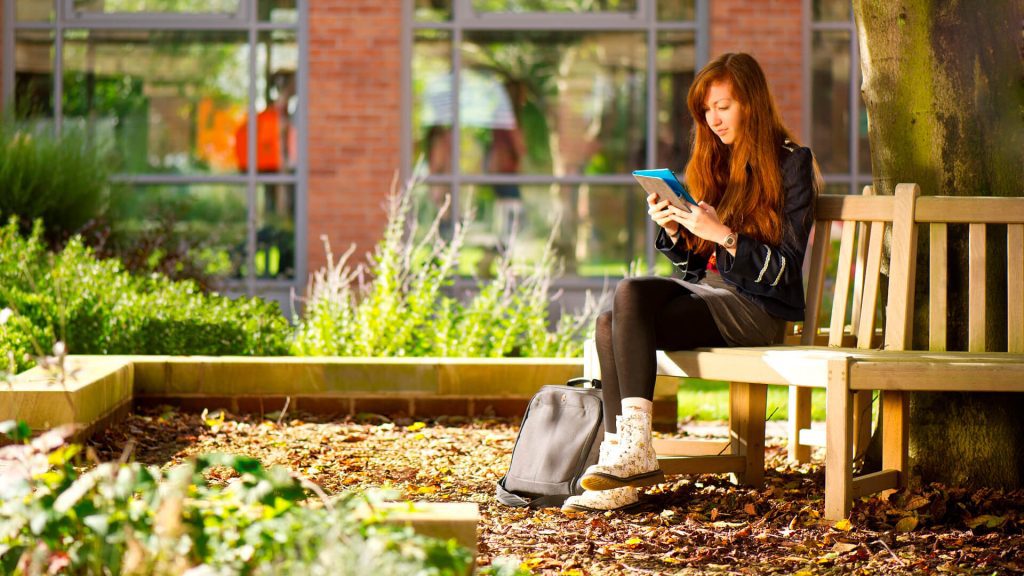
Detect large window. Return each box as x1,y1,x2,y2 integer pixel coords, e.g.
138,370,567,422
3,0,305,293
807,0,871,196
406,1,708,279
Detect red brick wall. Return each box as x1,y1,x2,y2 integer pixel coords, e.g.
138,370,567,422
709,0,805,139
306,0,403,276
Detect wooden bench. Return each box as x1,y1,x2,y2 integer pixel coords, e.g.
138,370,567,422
824,185,1024,519
583,186,900,486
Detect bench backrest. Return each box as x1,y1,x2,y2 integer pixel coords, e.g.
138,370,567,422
791,187,898,349
886,186,1024,353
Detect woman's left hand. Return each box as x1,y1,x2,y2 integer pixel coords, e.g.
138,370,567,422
677,201,731,243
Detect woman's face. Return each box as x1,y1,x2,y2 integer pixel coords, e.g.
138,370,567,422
704,81,742,145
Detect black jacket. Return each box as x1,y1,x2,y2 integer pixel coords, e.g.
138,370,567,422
655,143,817,321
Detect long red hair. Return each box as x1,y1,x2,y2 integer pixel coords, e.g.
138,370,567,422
683,52,801,256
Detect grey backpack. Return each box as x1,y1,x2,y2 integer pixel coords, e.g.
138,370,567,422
495,377,604,508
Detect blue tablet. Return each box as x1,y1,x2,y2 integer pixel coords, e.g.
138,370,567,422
632,169,700,208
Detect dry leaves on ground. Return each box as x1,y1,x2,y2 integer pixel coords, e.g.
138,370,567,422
89,407,1024,575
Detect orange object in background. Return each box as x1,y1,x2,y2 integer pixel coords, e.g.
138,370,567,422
195,98,245,171
235,107,291,172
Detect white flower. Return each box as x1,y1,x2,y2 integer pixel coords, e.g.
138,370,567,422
0,308,12,326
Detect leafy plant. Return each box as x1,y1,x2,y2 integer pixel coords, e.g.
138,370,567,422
0,422,473,575
292,173,607,358
0,125,113,245
0,218,290,374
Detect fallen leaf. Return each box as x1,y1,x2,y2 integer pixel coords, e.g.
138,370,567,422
743,503,757,515
407,422,427,432
966,514,1006,530
832,542,859,553
832,519,853,532
905,495,930,511
895,515,918,533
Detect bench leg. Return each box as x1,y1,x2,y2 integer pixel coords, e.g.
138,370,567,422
583,338,601,381
729,381,767,486
881,390,908,488
825,358,853,520
788,387,812,463
853,390,873,462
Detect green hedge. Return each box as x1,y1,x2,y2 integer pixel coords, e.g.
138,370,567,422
0,219,290,373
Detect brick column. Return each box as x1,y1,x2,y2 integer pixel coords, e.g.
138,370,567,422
709,0,805,138
306,1,403,278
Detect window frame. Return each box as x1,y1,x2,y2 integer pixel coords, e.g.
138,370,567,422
1,0,308,295
402,0,710,281
803,0,871,196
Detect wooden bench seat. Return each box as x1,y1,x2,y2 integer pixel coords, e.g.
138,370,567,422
824,185,1024,519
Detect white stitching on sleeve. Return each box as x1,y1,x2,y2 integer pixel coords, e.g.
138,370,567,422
770,255,787,286
755,246,772,283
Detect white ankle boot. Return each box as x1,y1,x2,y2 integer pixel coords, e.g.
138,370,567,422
580,410,663,491
562,426,639,512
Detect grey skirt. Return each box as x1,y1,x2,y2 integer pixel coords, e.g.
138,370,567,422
675,272,788,347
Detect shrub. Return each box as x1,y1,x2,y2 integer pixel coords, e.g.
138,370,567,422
0,219,290,373
0,422,474,575
0,126,112,245
292,178,606,358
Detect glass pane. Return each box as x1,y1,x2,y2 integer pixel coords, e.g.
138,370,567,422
237,30,299,175
62,29,249,175
413,30,452,175
108,185,248,280
416,0,450,21
461,31,647,176
259,0,298,23
811,30,851,175
16,0,54,21
658,0,695,21
14,31,55,128
656,30,696,170
471,0,638,13
454,184,644,277
71,0,241,14
256,184,296,279
813,0,851,22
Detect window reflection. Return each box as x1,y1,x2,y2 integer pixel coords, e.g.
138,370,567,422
471,0,638,13
62,29,250,174
109,185,249,279
811,30,851,174
423,31,647,177
14,31,54,125
657,30,696,169
71,0,242,14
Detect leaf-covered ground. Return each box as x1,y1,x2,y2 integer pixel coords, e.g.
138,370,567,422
88,407,1024,575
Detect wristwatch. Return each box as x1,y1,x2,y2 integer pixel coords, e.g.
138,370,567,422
721,231,737,249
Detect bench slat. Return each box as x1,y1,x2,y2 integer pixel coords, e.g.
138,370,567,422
816,194,896,222
930,223,948,351
829,222,858,347
851,469,900,498
850,360,1024,392
884,185,920,352
658,455,746,476
850,220,870,335
969,223,986,352
1009,224,1024,353
856,221,886,347
802,220,831,345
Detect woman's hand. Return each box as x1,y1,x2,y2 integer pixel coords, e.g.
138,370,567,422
676,201,731,245
646,193,684,242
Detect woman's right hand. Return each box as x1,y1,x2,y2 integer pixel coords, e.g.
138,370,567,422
646,192,683,241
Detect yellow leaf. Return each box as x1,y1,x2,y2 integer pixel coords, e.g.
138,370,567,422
832,519,853,532
624,537,644,546
895,515,918,533
416,485,439,494
413,433,426,440
966,514,1007,530
407,422,427,431
905,495,930,511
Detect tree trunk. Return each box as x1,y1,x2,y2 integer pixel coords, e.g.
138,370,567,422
853,0,1024,487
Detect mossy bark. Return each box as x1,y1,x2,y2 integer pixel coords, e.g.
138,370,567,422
853,0,1024,487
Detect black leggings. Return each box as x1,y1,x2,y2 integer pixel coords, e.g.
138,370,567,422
597,276,727,433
